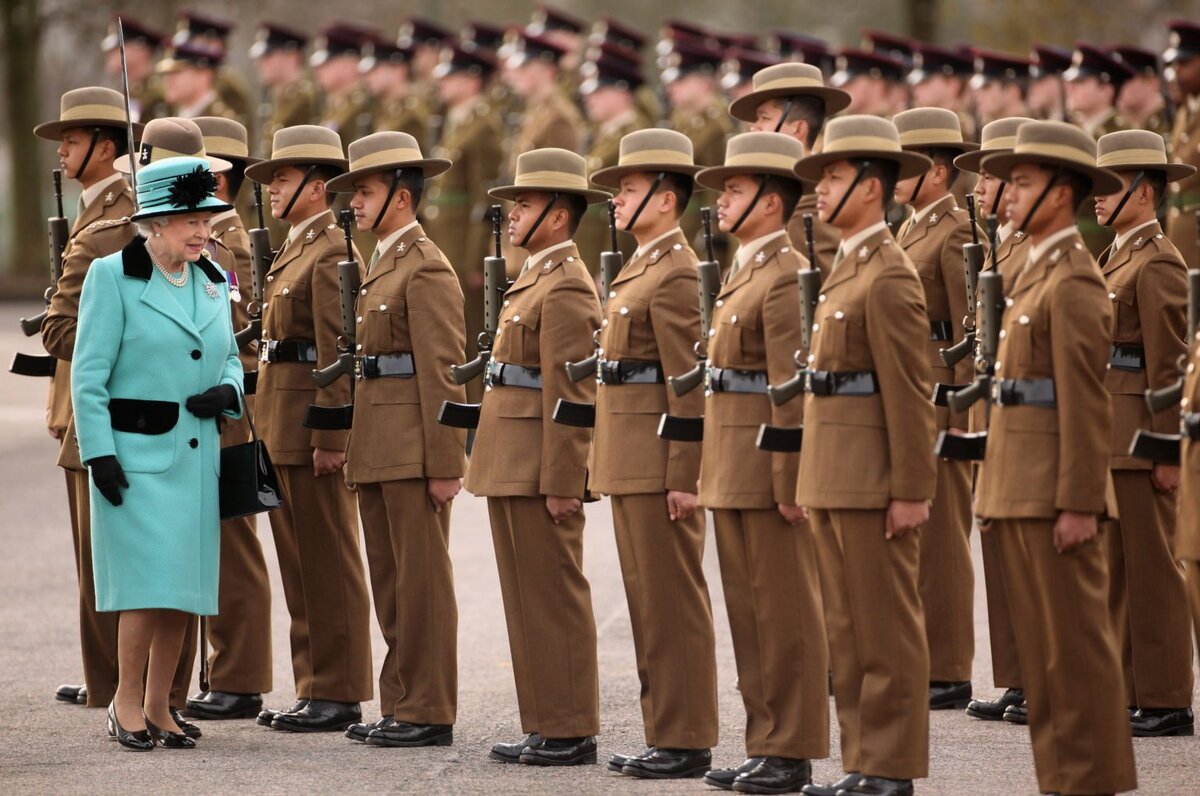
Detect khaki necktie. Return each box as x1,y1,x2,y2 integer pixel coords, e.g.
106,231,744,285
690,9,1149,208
367,248,381,275
831,246,846,271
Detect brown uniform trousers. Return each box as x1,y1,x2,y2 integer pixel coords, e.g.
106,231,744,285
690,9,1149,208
976,230,1136,795
257,210,373,703
797,227,937,780
588,230,717,749
196,216,273,695
1101,224,1194,708
969,227,1029,690
1167,98,1200,271
1178,337,1200,664
464,243,601,737
344,225,467,723
897,194,979,684
698,233,829,760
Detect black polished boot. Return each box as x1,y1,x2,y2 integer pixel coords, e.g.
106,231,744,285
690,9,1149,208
733,757,812,793
257,698,310,727
802,772,863,796
607,747,652,773
929,680,972,710
366,721,453,747
1002,701,1028,725
621,747,711,778
270,700,361,732
347,715,394,743
705,757,768,790
184,691,262,720
519,735,598,766
966,688,1024,721
1130,707,1194,737
490,733,542,763
836,776,913,795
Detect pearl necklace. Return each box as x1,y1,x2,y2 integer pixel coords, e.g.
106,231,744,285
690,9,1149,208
146,242,189,288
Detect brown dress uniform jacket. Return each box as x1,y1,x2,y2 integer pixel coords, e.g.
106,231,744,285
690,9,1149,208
508,91,584,178
698,233,806,510
258,210,363,462
897,194,979,430
374,93,431,143
589,229,703,495
464,243,600,499
1178,337,1200,562
320,88,374,152
976,231,1113,518
260,79,319,158
796,228,938,509
1104,223,1188,468
345,224,467,483
210,211,257,371
1167,98,1200,273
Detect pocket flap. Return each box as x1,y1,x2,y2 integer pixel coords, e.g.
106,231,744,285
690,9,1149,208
507,306,541,330
109,398,179,435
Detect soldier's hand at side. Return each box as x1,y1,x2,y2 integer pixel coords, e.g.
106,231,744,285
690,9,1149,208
342,463,357,492
1053,510,1097,553
886,499,929,539
1151,464,1181,494
313,447,345,477
48,426,62,440
667,490,698,521
777,503,807,526
546,495,582,524
428,478,462,512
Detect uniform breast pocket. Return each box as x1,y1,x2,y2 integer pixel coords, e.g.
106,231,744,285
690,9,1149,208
1108,284,1138,341
366,295,408,351
812,307,862,366
500,306,541,363
1004,310,1043,371
273,280,309,333
607,299,650,355
719,310,762,366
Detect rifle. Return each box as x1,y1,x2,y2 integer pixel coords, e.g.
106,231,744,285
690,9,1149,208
302,210,359,430
234,183,272,351
759,214,821,453
935,270,1005,460
439,205,511,429
939,195,984,368
1130,266,1200,463
659,207,719,442
554,202,625,428
19,169,68,338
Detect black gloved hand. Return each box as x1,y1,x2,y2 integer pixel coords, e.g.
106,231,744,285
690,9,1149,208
88,455,128,507
185,384,239,419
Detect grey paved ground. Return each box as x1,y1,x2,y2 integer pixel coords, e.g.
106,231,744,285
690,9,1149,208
1,301,1196,793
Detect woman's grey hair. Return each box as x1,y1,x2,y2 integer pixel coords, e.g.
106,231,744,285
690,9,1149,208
134,217,169,239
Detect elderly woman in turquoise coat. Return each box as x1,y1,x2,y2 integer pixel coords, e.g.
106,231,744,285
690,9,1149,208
72,155,244,751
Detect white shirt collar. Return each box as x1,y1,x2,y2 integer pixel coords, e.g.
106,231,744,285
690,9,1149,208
79,172,124,213
633,227,682,260
210,208,239,227
523,239,574,273
1026,224,1079,268
286,210,330,244
177,90,219,119
837,220,890,262
374,219,420,260
997,221,1013,245
1112,219,1158,253
735,229,788,270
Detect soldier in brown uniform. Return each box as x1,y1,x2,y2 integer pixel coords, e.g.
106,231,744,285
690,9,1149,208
424,44,504,401
586,130,716,780
311,24,375,152
100,16,169,125
891,108,981,711
970,50,1032,126
728,62,852,273
182,118,275,721
793,116,937,796
694,132,829,794
35,88,141,709
908,43,978,143
250,23,319,158
975,121,1137,796
1092,130,1195,736
589,16,663,126
360,33,430,142
244,125,373,733
1113,46,1172,138
397,17,455,145
952,116,1034,724
171,11,254,128
830,48,907,119
576,45,643,268
1028,45,1071,123
1164,20,1200,274
325,132,467,748
463,149,604,767
526,4,587,105
158,42,242,125
504,30,585,178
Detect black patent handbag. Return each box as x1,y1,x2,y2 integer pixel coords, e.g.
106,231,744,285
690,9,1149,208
219,405,282,519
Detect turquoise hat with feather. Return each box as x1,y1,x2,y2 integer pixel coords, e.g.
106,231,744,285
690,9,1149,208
129,156,231,221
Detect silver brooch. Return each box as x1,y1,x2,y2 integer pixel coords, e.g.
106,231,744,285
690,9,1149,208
205,281,219,299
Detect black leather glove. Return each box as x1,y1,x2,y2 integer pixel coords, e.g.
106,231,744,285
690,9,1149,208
88,456,128,507
185,384,239,419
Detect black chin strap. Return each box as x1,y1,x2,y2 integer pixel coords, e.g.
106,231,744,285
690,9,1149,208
519,192,561,250
1102,169,1146,228
1017,166,1064,236
624,171,668,232
372,168,404,232
281,164,318,222
73,127,101,181
826,160,872,225
729,176,769,235
773,98,795,133
990,182,1006,217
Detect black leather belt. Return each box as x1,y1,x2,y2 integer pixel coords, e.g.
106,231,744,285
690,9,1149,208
358,352,415,379
706,366,769,394
994,378,1056,407
805,369,880,397
929,320,954,342
598,359,664,385
261,339,317,363
1109,344,1146,372
485,360,543,390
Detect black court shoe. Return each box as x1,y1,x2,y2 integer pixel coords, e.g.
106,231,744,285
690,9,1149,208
146,717,197,749
107,704,153,751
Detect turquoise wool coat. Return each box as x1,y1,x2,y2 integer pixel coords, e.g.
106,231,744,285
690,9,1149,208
72,238,243,615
